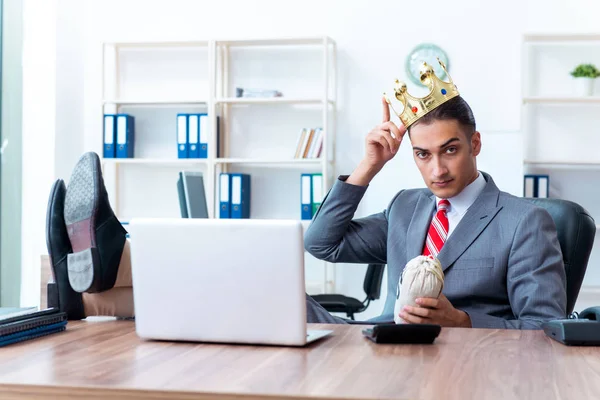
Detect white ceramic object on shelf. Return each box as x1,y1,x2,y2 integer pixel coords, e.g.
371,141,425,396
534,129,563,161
574,77,595,96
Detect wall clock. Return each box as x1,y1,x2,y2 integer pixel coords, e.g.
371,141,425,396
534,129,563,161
405,43,450,87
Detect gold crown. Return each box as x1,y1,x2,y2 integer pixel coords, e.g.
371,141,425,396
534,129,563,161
385,58,459,128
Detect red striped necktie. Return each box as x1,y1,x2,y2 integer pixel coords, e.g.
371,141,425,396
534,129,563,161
422,199,450,258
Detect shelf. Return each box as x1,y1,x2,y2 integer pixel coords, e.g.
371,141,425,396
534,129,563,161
105,37,333,48
524,160,600,169
215,158,323,167
101,158,323,167
103,99,208,107
215,97,335,106
101,158,209,166
524,34,600,43
105,41,210,48
523,97,600,104
216,36,333,47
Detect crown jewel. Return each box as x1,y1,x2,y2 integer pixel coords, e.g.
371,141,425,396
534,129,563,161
386,58,459,128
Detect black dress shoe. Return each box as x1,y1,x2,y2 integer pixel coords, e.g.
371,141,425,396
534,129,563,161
64,152,127,293
45,179,85,320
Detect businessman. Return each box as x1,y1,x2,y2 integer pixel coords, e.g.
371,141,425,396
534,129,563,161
303,93,567,329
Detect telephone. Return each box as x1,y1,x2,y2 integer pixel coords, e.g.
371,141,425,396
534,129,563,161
542,306,600,346
577,306,600,321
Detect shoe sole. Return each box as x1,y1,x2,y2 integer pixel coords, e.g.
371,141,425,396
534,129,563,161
64,153,102,293
45,179,85,319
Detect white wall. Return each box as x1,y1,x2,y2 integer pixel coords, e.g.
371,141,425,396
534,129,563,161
21,0,57,307
1,0,23,306
55,0,85,181
21,0,600,316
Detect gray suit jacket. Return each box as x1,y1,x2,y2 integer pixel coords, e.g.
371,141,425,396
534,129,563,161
304,172,567,329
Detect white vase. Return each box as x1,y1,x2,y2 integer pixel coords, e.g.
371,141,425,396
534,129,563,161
574,77,595,96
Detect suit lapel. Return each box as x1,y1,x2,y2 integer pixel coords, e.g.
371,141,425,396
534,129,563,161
405,193,436,260
437,173,503,272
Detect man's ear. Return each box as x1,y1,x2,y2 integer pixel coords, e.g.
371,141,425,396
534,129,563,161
471,131,481,156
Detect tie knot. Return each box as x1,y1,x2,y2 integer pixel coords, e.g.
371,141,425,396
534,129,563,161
438,199,450,212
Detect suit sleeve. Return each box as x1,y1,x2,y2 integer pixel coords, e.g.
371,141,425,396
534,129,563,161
303,176,391,264
466,207,567,329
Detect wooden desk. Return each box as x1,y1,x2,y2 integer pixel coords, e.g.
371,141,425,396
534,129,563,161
0,320,598,400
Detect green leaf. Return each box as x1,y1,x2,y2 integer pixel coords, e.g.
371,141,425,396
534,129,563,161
570,63,600,78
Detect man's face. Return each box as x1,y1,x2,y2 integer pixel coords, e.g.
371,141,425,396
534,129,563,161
409,119,481,199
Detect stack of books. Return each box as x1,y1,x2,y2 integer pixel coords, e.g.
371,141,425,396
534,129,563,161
0,307,67,347
294,128,323,159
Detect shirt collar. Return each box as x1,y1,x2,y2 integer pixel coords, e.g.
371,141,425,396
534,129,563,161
435,171,486,216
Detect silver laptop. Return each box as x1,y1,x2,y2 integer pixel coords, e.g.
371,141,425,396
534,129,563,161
128,218,332,346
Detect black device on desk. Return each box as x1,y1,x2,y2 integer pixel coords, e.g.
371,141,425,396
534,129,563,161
542,306,600,346
362,323,441,344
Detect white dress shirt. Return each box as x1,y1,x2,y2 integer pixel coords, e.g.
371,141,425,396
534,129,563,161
434,171,486,238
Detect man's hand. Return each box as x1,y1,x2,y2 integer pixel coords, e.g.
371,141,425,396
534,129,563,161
398,294,472,328
346,97,407,186
365,96,406,168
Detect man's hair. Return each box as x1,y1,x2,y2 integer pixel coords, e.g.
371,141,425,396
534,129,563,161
408,96,476,139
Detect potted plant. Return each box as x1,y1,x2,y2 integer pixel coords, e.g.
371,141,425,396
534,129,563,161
570,64,600,96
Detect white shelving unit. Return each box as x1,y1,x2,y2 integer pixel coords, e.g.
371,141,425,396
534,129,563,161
100,37,337,294
522,34,600,293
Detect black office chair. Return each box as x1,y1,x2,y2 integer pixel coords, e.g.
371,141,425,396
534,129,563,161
311,264,385,320
523,198,596,314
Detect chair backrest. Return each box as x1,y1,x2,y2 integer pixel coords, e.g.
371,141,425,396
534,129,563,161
523,198,596,314
363,264,386,301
